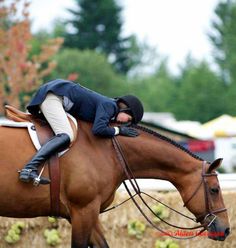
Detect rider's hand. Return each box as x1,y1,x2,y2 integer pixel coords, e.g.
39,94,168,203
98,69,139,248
118,126,139,137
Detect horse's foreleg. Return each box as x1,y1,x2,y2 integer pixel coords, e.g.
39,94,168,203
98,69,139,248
89,220,109,248
70,199,102,248
70,206,95,248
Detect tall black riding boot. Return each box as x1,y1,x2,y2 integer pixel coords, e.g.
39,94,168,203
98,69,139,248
19,133,70,185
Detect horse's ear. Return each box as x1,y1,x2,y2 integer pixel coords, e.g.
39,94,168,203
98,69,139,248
207,158,223,173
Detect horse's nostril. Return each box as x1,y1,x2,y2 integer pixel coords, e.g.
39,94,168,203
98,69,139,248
225,228,230,237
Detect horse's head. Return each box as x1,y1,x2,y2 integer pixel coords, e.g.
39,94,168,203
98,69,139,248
117,126,230,241
183,158,230,241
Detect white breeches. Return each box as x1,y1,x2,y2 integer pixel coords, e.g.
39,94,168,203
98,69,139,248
40,93,74,142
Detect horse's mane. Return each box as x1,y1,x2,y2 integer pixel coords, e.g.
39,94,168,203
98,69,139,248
133,124,204,162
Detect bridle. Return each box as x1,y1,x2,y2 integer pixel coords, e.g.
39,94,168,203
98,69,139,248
108,137,227,239
183,161,227,224
110,137,227,239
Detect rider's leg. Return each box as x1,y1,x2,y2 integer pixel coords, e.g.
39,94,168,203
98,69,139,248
19,93,74,185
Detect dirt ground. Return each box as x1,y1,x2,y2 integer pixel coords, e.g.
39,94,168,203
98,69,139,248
0,190,234,248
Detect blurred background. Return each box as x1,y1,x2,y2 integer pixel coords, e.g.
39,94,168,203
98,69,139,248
0,1,236,247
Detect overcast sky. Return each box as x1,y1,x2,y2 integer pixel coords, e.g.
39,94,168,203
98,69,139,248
29,0,220,73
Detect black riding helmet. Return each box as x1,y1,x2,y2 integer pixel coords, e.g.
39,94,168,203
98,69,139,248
116,95,144,124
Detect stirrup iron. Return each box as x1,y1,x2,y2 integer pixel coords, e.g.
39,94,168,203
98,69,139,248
33,164,45,187
33,177,41,186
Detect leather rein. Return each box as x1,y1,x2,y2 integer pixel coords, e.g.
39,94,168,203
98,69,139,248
109,137,227,240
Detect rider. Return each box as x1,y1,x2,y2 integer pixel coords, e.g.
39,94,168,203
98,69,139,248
19,79,144,185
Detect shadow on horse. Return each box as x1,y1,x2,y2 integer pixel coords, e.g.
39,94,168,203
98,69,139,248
0,119,230,247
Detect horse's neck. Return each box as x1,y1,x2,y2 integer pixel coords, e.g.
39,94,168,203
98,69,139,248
77,122,202,192
77,124,204,207
119,132,203,189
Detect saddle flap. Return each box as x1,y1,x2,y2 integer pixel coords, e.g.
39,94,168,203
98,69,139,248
5,105,32,122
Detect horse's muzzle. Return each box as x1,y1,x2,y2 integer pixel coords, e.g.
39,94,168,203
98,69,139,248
207,218,230,241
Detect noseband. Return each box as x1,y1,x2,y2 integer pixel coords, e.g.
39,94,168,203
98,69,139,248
111,137,227,239
183,161,227,225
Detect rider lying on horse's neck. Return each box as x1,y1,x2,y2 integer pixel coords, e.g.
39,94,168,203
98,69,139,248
18,79,144,186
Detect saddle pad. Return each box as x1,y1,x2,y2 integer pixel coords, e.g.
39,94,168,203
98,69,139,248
0,113,77,156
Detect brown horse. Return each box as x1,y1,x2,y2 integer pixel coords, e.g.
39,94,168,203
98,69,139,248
0,120,230,247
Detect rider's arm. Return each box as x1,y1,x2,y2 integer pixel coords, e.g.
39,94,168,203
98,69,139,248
92,102,117,137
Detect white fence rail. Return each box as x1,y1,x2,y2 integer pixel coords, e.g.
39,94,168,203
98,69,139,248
118,174,236,191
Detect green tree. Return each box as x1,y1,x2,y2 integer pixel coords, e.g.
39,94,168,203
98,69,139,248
30,19,67,58
209,0,236,116
225,81,236,115
50,49,127,96
130,60,176,112
173,58,226,123
29,30,51,58
209,0,236,84
0,0,63,111
63,0,140,74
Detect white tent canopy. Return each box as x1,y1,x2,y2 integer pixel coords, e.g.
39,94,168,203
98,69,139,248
189,115,236,139
143,112,236,139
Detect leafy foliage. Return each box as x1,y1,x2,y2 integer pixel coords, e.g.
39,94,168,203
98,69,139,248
173,59,226,122
132,61,176,113
127,220,146,239
50,48,128,96
42,217,61,246
0,0,63,112
151,204,170,223
155,239,179,248
63,0,141,74
2,0,236,123
209,0,236,84
43,229,61,246
4,221,25,244
208,0,236,117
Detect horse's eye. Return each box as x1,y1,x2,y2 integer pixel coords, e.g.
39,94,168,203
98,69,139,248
210,187,219,195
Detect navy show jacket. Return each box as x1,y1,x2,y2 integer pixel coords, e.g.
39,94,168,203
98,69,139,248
27,79,119,137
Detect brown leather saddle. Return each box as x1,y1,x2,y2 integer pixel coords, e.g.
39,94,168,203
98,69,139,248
4,105,77,217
